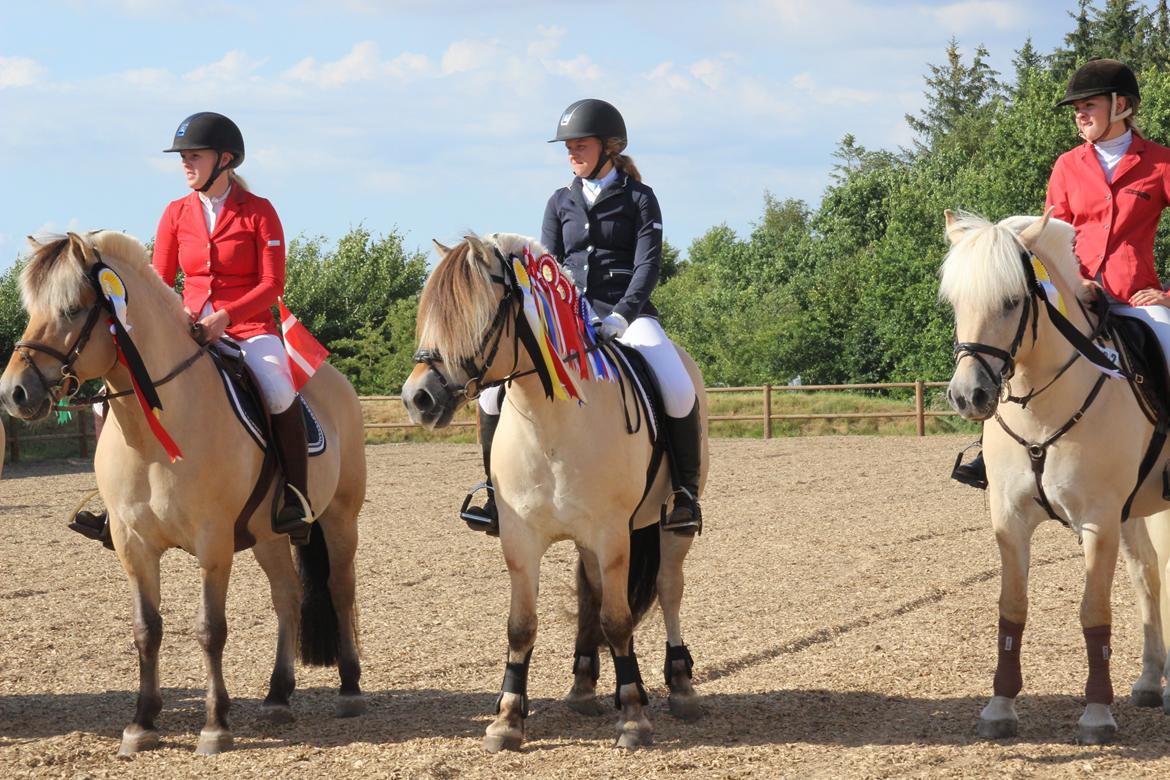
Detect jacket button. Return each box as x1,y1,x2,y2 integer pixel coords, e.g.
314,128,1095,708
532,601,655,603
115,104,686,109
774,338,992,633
587,245,594,253
1105,194,1111,200
584,222,590,229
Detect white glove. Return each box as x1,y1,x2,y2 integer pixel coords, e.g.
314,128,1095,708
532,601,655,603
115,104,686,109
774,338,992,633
597,311,629,340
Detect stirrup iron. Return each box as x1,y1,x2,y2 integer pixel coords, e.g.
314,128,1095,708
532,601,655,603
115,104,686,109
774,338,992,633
459,482,499,535
661,487,703,535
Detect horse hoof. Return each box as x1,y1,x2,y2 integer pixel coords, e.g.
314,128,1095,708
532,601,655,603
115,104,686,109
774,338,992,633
975,718,1017,739
1077,723,1117,746
335,694,366,719
565,694,607,716
668,693,704,721
117,727,159,757
261,704,295,725
1131,688,1163,708
483,732,523,753
615,728,652,750
194,728,234,755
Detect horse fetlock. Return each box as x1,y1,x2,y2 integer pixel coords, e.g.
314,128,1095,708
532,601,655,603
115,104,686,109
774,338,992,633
1130,682,1163,708
565,679,606,716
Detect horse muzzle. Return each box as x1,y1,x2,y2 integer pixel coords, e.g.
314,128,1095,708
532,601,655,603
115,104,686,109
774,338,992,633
402,366,461,430
946,363,1001,421
0,364,55,421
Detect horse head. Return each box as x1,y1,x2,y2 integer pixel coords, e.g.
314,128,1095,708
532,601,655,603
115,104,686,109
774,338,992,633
939,209,1082,421
1,232,118,420
403,233,541,429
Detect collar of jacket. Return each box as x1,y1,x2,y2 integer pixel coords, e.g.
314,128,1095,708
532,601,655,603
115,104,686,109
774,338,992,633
569,171,629,210
1077,132,1148,164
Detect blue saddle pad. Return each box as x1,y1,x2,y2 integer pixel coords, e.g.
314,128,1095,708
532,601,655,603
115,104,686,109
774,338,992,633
214,359,325,456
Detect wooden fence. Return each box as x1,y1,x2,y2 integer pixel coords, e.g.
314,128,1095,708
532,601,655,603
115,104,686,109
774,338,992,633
3,381,956,463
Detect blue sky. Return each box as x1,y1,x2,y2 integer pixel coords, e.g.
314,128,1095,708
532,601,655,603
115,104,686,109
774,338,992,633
0,1,1085,270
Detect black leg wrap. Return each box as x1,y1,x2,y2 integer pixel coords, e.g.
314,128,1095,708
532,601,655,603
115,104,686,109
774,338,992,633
612,652,649,710
663,642,694,688
572,648,600,683
494,648,532,718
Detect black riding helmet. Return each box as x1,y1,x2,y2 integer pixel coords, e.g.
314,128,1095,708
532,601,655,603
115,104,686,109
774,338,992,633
164,112,245,193
549,99,627,179
1056,58,1140,107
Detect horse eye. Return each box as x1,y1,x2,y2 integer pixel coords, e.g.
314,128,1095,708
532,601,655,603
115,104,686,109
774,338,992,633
64,305,85,319
1002,297,1020,314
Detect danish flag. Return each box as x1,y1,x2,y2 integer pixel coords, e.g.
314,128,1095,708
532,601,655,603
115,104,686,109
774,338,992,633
279,298,329,390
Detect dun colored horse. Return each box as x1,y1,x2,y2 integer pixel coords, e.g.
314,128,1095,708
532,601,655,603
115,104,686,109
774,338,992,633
942,211,1170,743
403,233,708,750
0,231,367,755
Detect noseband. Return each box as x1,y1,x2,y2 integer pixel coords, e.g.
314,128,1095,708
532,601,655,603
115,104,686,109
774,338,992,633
412,247,520,402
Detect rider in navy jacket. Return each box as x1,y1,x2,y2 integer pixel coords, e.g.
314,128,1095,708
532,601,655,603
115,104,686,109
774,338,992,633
461,99,702,538
541,171,663,323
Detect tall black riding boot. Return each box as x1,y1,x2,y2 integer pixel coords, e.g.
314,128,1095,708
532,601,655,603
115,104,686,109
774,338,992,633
271,403,314,546
460,409,500,535
662,400,703,535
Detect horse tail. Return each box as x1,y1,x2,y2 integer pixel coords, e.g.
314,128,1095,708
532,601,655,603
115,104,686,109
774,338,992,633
297,522,340,666
627,524,661,623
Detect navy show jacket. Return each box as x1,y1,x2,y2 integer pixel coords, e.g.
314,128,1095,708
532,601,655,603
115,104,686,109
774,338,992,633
541,172,663,322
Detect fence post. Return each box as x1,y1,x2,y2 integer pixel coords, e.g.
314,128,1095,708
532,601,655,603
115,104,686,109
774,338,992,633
8,417,19,464
915,379,925,437
763,384,773,439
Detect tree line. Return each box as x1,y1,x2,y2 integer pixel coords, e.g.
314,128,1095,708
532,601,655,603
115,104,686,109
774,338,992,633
1,0,1167,394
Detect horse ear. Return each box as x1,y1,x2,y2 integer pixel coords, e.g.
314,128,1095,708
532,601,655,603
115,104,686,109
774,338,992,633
432,239,451,257
943,209,970,245
1018,207,1054,248
66,232,96,268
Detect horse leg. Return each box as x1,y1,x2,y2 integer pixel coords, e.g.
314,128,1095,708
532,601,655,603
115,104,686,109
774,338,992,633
1077,519,1121,745
251,539,300,724
194,555,235,755
484,533,544,753
116,548,163,757
597,534,652,750
977,515,1036,739
1120,517,1166,708
321,503,365,718
565,548,606,716
658,529,701,720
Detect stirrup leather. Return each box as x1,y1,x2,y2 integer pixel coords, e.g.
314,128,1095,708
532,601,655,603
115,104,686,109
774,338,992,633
459,482,499,535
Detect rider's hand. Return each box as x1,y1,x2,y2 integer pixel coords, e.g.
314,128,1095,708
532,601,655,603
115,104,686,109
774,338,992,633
1129,287,1170,308
596,312,629,341
197,308,231,343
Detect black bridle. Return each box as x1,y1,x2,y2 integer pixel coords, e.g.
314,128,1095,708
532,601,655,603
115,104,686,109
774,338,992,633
9,251,208,411
412,247,522,402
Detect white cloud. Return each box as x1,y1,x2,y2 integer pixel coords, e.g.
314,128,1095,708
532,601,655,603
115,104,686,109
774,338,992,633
645,62,693,92
183,51,267,83
283,42,434,87
527,25,566,60
120,67,172,88
791,72,882,105
0,57,46,88
924,1,1025,33
545,55,601,83
440,39,504,75
690,58,727,90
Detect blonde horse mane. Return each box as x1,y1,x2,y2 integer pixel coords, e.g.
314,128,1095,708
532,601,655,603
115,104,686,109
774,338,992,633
939,212,1083,314
21,230,188,329
416,233,552,370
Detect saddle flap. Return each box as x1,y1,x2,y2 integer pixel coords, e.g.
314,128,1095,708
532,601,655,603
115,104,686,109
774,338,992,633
1107,313,1170,423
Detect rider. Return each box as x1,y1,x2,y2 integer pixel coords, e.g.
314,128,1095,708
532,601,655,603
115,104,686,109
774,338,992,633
70,112,314,547
461,98,703,536
953,57,1170,488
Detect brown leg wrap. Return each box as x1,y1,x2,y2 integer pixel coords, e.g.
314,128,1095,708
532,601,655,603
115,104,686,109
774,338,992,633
992,617,1025,699
1083,624,1113,705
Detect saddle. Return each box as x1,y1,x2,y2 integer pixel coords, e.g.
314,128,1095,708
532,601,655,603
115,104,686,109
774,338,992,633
1102,312,1170,511
601,342,679,526
209,339,325,550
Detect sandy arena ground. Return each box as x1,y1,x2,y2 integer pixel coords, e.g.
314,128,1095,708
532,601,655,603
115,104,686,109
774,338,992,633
2,435,1170,778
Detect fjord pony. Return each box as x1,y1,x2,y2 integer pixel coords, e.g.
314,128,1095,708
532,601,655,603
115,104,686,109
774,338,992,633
942,211,1170,743
0,232,367,756
402,233,707,751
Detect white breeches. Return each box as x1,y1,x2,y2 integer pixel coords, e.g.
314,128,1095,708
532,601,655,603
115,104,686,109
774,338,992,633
200,303,296,413
477,316,696,418
1110,304,1170,370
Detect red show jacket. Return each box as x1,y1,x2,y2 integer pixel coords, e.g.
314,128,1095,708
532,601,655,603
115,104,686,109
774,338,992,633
152,186,286,339
1045,134,1170,302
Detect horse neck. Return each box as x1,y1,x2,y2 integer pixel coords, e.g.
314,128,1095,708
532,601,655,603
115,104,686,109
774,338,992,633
1009,298,1104,417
